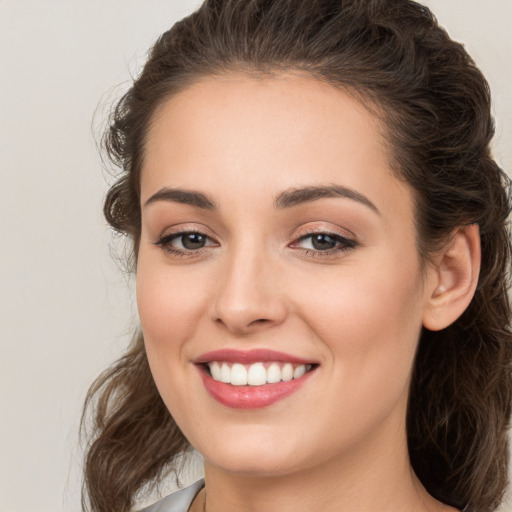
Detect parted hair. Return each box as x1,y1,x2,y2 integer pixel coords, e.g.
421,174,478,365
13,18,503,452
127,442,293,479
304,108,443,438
81,1,512,511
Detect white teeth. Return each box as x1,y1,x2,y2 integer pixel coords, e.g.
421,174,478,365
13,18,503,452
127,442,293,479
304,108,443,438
293,365,306,379
220,363,231,383
247,362,267,386
210,361,221,381
267,363,282,384
207,361,311,386
230,363,248,385
281,363,294,382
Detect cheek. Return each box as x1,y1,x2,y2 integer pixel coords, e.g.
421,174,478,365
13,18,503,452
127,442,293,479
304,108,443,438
135,255,207,418
296,251,425,392
136,254,209,348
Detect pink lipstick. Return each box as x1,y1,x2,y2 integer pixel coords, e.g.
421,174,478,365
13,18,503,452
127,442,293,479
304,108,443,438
195,349,318,409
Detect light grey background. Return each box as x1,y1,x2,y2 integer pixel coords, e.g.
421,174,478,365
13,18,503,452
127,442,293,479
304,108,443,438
1,1,511,511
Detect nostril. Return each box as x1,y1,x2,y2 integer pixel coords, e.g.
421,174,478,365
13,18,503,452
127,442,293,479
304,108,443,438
251,318,270,325
214,316,272,333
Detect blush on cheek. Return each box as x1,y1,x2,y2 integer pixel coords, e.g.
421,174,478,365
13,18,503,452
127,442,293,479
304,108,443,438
137,268,194,337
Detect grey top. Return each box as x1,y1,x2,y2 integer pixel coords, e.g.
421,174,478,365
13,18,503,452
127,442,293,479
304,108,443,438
140,479,205,512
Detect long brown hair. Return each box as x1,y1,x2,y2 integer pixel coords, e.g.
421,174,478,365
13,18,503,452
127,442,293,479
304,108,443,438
81,1,512,511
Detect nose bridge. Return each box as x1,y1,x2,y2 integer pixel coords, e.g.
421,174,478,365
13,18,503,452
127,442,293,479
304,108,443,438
211,237,287,333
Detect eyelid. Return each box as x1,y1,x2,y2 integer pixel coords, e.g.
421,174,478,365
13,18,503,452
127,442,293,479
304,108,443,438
291,232,355,248
288,224,359,255
291,223,356,241
154,222,218,241
153,224,220,257
155,231,216,245
152,222,358,258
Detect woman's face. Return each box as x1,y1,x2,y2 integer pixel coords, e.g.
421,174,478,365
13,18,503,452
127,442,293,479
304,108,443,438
137,74,437,477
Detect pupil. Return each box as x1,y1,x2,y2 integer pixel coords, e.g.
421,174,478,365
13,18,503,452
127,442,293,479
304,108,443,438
182,233,206,250
312,234,336,250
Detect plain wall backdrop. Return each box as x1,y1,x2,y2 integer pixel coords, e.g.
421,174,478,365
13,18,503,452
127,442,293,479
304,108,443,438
1,1,511,511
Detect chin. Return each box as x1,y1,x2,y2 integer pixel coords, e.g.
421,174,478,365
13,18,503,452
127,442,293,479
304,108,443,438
194,427,310,477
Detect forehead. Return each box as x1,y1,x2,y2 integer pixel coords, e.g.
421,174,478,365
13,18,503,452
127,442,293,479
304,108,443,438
141,72,412,221
146,72,385,162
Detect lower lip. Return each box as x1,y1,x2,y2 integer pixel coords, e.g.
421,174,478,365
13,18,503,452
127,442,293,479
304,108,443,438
198,367,314,409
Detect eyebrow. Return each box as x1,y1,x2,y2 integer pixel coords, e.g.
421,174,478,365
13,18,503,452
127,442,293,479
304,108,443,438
144,187,216,210
144,184,379,214
274,185,380,214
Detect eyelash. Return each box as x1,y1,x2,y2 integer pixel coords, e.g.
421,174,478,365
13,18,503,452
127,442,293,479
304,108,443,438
154,231,216,258
291,230,357,257
154,229,358,258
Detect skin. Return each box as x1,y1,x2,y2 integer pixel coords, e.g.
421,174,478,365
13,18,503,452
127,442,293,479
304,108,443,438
137,73,471,511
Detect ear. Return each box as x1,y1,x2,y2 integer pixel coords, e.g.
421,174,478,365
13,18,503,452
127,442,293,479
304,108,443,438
422,224,481,331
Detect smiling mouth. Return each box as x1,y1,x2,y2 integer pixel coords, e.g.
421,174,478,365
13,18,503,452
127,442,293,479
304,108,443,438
204,361,316,386
195,349,319,408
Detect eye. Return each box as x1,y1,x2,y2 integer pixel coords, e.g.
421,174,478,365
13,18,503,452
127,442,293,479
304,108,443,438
292,232,357,254
154,231,217,255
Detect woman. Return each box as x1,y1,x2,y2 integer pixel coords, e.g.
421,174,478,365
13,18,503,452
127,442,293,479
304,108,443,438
81,1,512,511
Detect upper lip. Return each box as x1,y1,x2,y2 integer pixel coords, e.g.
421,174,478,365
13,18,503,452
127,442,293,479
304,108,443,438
194,348,318,365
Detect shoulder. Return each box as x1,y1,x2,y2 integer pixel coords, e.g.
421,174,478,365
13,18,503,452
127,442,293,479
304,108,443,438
139,479,205,512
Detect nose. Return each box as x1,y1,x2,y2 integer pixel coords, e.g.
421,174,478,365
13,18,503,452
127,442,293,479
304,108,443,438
210,247,288,335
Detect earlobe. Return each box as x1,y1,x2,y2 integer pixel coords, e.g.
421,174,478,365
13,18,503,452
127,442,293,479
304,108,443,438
422,224,481,331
